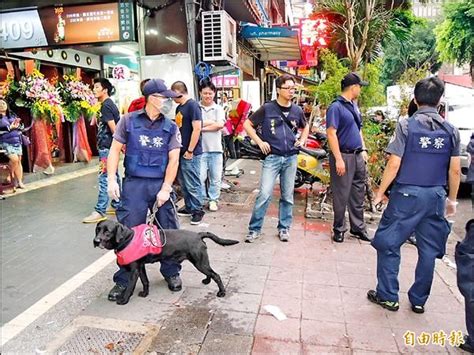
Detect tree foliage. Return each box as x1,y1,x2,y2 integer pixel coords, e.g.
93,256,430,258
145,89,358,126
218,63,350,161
359,58,386,109
435,0,474,78
312,49,349,107
315,0,399,71
381,15,441,87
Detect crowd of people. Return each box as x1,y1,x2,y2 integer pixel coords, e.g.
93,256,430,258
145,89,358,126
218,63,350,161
2,71,471,352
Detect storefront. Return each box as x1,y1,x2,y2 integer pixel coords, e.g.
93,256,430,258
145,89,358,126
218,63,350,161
0,1,139,173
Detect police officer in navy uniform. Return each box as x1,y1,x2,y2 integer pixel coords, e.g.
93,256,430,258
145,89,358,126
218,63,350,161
326,72,372,243
455,219,474,353
106,79,184,302
367,77,461,313
243,74,309,243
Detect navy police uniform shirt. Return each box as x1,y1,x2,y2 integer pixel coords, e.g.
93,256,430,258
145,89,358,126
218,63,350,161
326,96,363,151
387,107,460,158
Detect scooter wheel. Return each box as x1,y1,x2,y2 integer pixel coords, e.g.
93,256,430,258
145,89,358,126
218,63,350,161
294,170,305,188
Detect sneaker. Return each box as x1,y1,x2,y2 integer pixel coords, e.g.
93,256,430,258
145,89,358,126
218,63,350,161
209,201,218,212
16,181,26,189
82,211,107,224
411,304,425,314
278,229,290,242
165,275,182,291
106,206,116,215
367,289,399,311
108,284,127,301
245,231,261,243
177,207,192,217
190,213,204,225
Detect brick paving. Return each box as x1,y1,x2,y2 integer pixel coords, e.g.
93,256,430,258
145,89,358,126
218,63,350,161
1,159,469,354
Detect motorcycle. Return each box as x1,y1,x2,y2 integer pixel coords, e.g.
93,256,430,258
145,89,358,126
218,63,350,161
295,146,330,188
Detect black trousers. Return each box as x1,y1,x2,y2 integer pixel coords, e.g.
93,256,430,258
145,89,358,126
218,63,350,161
329,152,367,234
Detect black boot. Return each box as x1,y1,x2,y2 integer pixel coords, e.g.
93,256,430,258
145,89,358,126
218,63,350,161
108,284,127,301
333,231,344,243
165,275,183,291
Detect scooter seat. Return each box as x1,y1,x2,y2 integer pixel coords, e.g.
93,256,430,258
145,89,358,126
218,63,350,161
300,146,327,159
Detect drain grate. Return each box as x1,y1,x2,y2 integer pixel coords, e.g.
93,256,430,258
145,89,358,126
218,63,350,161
220,192,252,205
57,326,144,354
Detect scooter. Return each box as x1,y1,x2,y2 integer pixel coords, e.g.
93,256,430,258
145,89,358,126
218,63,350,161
295,146,330,188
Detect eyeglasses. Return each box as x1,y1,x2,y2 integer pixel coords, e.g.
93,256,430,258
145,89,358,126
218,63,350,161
279,86,296,91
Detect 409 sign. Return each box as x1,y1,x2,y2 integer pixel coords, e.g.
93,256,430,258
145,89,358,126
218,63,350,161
0,10,48,49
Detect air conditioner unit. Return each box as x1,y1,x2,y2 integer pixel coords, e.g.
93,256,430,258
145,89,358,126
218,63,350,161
202,11,237,64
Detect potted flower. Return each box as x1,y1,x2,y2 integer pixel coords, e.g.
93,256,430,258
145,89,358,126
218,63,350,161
58,75,98,162
7,70,63,174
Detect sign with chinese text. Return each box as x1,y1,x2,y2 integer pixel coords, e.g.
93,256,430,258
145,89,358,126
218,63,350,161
212,75,239,87
299,18,328,47
0,1,135,49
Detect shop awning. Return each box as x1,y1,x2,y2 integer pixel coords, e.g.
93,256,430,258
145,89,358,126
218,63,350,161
240,26,301,61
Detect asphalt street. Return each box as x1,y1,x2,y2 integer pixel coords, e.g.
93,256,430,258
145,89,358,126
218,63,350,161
1,172,108,325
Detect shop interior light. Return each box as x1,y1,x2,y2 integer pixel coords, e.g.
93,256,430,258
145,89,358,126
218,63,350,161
110,45,136,56
145,29,158,36
165,35,183,44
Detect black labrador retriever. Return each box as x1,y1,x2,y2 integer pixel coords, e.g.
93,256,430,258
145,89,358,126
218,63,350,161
93,220,239,305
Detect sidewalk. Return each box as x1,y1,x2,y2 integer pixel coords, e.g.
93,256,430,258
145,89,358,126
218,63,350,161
1,159,468,354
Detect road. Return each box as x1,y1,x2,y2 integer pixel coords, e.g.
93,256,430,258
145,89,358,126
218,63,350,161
1,172,108,325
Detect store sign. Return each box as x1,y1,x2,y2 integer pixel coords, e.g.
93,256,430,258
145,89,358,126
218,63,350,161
112,64,131,80
212,75,239,87
299,18,328,47
0,1,135,50
0,10,48,49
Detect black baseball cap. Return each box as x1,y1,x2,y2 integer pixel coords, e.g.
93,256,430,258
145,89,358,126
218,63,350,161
341,72,369,90
143,79,182,98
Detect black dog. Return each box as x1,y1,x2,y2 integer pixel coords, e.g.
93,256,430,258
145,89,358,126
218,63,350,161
93,220,239,305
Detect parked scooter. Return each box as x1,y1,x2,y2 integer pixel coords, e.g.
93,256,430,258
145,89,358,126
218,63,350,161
295,146,330,188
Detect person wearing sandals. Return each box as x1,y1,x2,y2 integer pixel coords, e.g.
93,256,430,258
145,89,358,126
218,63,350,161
0,97,25,189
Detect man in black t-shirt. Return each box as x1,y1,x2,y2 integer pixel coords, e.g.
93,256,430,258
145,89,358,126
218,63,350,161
171,81,205,225
83,78,121,224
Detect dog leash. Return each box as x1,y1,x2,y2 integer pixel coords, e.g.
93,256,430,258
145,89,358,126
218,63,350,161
146,201,170,247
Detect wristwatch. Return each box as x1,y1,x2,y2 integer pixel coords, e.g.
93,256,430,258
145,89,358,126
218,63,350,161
186,150,194,154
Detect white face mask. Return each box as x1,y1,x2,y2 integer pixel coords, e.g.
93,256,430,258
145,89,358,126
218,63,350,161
160,98,173,116
150,97,172,115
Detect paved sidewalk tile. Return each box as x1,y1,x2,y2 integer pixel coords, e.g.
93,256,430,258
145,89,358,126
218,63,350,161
254,314,300,342
252,337,302,354
4,159,468,354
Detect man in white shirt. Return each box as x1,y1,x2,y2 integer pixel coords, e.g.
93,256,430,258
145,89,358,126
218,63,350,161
199,80,226,211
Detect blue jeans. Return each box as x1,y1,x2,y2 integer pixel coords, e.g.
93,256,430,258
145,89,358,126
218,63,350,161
95,148,120,215
372,184,451,305
248,154,297,232
178,155,203,214
200,152,223,202
113,176,181,286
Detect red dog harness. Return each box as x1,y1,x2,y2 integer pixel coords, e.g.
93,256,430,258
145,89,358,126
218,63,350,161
116,224,163,266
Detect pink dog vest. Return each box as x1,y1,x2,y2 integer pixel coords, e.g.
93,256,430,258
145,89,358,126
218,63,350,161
116,224,163,266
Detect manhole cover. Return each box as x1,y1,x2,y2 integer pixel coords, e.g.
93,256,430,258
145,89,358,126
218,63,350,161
57,326,144,354
220,192,252,205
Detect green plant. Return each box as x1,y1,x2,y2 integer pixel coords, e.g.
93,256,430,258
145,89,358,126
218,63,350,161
362,119,396,184
436,0,474,78
312,49,349,106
